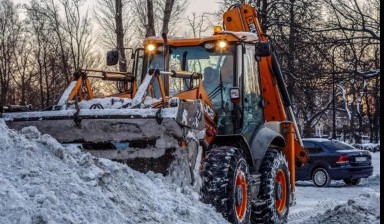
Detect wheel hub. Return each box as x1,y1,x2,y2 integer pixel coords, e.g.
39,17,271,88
275,169,287,214
235,170,248,221
314,171,326,185
236,185,243,206
276,182,282,200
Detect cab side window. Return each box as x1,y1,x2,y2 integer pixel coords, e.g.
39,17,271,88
241,45,263,140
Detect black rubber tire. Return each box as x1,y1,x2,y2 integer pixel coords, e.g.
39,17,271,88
251,149,290,224
343,178,361,186
201,146,251,224
312,167,331,187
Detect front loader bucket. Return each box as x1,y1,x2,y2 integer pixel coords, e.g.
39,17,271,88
2,100,206,178
6,117,183,144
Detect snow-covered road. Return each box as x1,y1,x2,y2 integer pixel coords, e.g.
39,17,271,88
288,151,380,224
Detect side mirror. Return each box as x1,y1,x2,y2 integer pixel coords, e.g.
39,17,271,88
255,41,271,57
106,49,119,66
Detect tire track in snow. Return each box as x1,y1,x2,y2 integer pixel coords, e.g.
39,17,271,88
288,198,339,223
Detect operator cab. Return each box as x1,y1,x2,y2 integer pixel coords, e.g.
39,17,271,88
139,35,264,141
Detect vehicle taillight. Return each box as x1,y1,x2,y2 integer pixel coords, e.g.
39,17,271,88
336,155,349,164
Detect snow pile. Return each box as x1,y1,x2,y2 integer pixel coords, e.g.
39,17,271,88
299,190,380,224
353,143,380,152
361,174,381,186
0,120,228,224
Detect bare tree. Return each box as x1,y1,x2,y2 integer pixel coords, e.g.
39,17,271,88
0,0,22,106
60,0,93,70
131,0,187,38
94,0,136,71
27,1,59,108
13,32,36,105
322,0,380,42
23,0,95,108
321,0,380,142
28,0,72,83
185,12,211,38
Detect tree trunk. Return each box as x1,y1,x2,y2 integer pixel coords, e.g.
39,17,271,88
349,94,356,143
20,76,26,105
162,0,175,35
261,0,268,32
303,122,312,138
286,0,296,98
372,50,380,143
373,77,380,143
146,0,155,37
365,90,374,143
115,0,127,72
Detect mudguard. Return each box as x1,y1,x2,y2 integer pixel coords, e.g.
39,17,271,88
210,125,285,173
249,125,286,172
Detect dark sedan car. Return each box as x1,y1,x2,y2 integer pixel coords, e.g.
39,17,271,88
296,138,373,187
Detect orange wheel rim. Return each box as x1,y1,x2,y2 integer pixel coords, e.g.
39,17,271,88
275,169,287,214
235,171,248,221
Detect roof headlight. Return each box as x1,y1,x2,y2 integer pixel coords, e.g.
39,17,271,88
218,40,227,49
147,44,156,52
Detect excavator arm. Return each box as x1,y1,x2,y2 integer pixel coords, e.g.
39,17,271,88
223,2,309,192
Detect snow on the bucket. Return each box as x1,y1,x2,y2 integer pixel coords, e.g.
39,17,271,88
0,120,228,224
299,190,380,224
66,96,161,110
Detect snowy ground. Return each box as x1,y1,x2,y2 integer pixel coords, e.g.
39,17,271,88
0,119,380,223
288,151,380,224
0,120,228,224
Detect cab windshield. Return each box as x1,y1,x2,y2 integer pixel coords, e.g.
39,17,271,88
146,45,235,103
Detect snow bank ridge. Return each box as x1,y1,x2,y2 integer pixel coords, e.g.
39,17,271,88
300,190,380,224
0,119,228,224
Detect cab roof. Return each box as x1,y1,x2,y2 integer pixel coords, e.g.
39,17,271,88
143,31,259,46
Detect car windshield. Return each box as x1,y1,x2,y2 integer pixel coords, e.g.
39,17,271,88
322,140,356,151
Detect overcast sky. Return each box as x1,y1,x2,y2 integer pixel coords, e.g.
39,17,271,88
187,0,220,14
13,0,220,15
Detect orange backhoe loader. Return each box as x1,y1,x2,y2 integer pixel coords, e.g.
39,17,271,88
2,2,308,223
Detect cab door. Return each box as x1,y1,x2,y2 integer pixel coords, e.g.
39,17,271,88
240,44,264,141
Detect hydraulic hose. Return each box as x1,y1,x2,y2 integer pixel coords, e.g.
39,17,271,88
271,51,291,107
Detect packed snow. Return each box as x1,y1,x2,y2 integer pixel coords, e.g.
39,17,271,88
288,150,380,224
0,120,228,224
353,143,381,152
0,119,380,223
298,190,380,224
